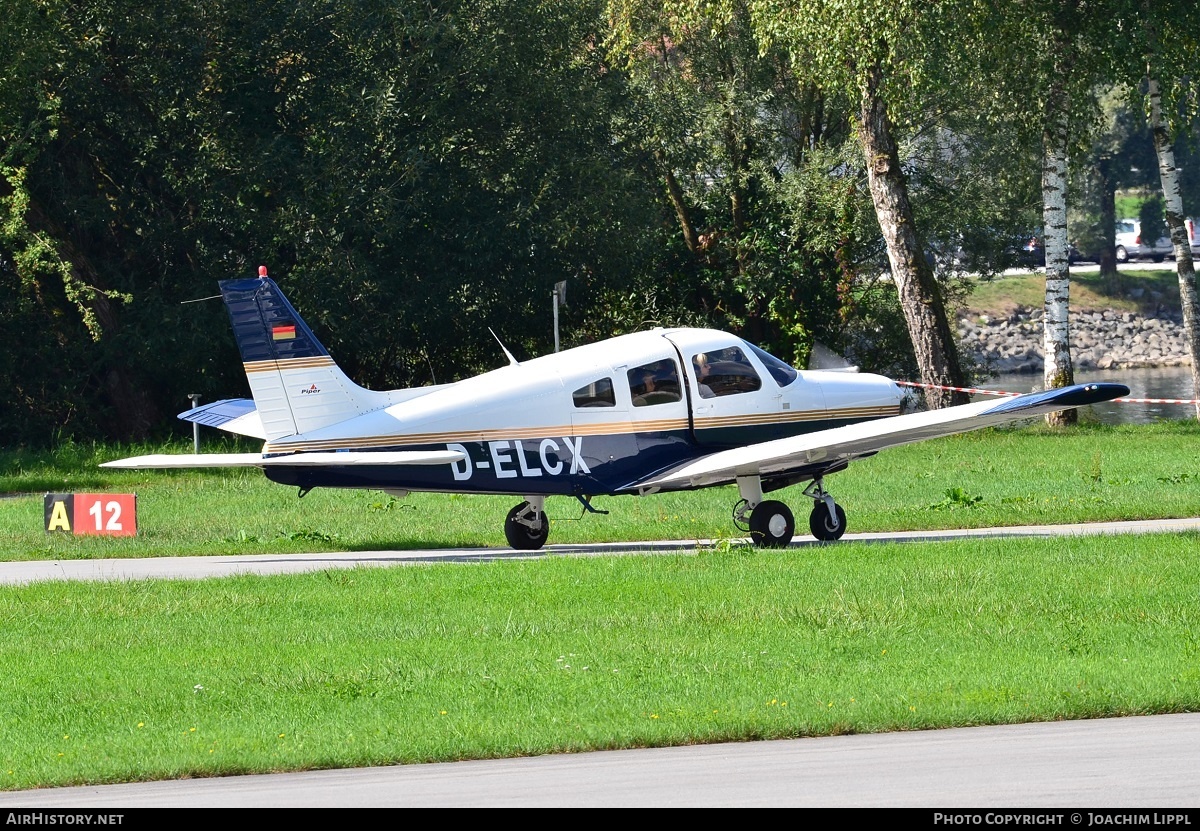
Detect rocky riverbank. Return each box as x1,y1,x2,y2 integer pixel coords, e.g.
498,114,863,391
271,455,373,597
957,306,1192,374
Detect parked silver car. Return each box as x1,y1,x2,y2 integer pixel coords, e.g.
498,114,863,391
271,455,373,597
1115,218,1171,262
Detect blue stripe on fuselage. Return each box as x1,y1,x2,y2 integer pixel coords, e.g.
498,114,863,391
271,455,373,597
263,430,694,495
690,416,883,448
260,413,894,496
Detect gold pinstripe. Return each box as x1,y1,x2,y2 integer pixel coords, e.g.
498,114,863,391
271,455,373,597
262,406,898,454
244,356,337,374
694,405,899,429
267,420,687,453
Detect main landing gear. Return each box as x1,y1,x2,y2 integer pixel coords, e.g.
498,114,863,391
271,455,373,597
504,497,549,550
732,475,847,547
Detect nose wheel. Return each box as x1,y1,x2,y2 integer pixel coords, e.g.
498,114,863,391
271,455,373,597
804,478,846,541
504,499,549,550
808,500,847,541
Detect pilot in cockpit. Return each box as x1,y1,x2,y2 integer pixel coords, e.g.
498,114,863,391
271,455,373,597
693,353,716,399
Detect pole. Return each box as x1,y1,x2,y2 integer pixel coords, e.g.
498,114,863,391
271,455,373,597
552,279,567,353
188,394,201,452
553,292,560,353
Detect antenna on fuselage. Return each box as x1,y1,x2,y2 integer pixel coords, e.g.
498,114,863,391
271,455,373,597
489,328,520,366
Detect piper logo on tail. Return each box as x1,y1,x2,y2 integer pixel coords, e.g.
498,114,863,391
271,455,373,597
300,384,321,395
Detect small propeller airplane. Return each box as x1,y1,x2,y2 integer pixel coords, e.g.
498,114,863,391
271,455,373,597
103,267,1129,549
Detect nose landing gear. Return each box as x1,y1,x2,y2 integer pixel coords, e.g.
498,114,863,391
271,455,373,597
732,474,847,546
803,477,846,541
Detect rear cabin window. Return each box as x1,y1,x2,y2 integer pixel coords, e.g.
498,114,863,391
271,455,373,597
692,347,762,398
628,359,682,407
572,378,616,408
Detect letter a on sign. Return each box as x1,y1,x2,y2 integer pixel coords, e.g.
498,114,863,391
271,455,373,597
45,493,73,532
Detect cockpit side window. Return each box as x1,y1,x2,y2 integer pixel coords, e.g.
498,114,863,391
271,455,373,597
572,377,616,408
692,346,762,398
628,359,682,407
746,342,798,387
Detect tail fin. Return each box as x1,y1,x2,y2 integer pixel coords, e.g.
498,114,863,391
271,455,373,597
219,268,391,442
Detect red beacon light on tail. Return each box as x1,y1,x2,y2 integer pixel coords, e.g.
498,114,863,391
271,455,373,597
258,265,268,279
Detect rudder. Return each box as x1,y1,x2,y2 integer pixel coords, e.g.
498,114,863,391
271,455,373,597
219,267,390,441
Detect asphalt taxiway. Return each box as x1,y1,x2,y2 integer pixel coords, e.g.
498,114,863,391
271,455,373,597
3,516,1200,586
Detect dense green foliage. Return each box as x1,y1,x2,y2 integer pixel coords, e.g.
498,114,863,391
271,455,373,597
1,0,676,441
1,0,1197,444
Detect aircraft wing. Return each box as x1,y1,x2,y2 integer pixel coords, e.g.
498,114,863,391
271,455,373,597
630,382,1129,491
100,449,467,470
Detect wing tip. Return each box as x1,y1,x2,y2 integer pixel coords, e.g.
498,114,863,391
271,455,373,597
983,382,1130,415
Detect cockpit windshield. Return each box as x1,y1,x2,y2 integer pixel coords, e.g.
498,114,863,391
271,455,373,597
746,342,798,387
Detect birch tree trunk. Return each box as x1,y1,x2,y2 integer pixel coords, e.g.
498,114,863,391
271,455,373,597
858,63,968,409
1147,75,1200,420
1041,100,1076,426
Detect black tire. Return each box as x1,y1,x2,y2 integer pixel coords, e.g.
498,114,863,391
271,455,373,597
1115,245,1128,263
504,502,549,550
749,500,795,548
809,501,847,541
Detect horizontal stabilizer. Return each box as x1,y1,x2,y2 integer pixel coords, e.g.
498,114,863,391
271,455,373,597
178,399,266,439
631,382,1130,491
101,449,466,470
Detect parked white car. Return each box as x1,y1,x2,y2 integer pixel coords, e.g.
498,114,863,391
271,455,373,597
1115,218,1171,262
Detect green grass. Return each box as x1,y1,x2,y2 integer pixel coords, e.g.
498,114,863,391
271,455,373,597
1,532,1198,790
961,267,1180,318
3,421,1199,559
2,423,1199,791
1115,192,1146,221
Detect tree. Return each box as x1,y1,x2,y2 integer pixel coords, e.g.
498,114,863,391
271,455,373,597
981,0,1130,425
748,0,974,407
1071,86,1157,282
604,1,866,368
1138,0,1200,418
0,0,667,442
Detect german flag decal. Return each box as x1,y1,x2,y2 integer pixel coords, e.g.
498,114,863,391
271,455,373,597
272,324,297,341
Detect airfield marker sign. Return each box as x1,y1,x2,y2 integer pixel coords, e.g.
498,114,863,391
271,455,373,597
44,493,138,536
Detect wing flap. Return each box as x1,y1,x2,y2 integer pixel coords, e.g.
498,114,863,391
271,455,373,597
633,382,1129,490
101,449,466,470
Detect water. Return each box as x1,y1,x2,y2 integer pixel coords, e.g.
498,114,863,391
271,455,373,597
980,365,1197,425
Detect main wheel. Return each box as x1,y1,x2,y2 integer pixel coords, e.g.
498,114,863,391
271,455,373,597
504,502,550,550
1115,245,1129,263
749,500,795,548
809,501,847,541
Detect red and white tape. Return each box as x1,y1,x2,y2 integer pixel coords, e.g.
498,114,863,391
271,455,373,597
897,381,1017,398
897,380,1200,405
